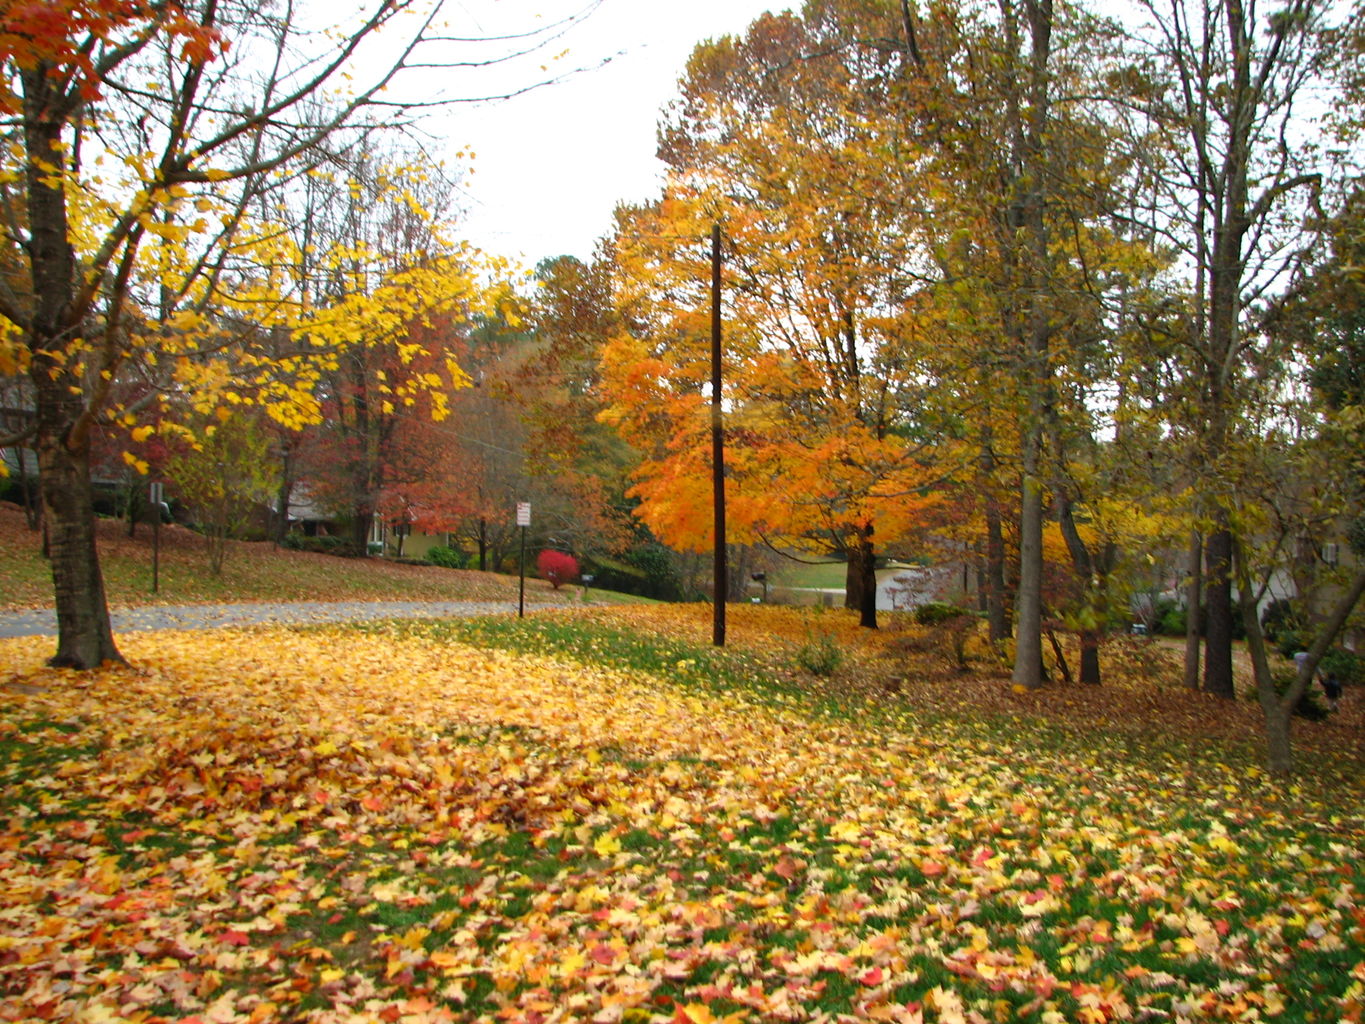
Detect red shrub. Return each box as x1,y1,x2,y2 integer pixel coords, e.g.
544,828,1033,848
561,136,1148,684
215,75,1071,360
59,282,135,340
536,549,579,589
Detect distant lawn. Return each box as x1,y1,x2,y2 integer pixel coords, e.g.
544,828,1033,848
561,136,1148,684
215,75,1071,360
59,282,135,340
768,558,848,590
0,503,626,611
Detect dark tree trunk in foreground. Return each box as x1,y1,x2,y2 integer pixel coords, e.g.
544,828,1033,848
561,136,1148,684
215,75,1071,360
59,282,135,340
35,398,123,668
1203,526,1236,698
844,525,878,629
1183,529,1202,689
1058,493,1103,685
24,70,122,668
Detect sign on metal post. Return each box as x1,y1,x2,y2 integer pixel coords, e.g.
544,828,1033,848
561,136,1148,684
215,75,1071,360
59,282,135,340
149,482,164,593
516,503,530,617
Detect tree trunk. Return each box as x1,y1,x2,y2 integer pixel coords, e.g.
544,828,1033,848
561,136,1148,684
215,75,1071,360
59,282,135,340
1004,0,1053,692
1013,466,1045,688
1203,525,1236,698
1239,531,1365,776
844,526,878,629
16,445,41,531
1046,627,1073,684
35,409,123,668
1057,492,1102,685
274,441,295,545
350,504,372,553
124,476,142,539
1078,637,1100,685
1183,529,1202,689
985,486,1010,643
24,72,123,669
728,544,753,602
477,518,488,571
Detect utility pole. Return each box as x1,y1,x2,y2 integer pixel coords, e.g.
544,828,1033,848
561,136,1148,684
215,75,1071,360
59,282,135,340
711,224,726,648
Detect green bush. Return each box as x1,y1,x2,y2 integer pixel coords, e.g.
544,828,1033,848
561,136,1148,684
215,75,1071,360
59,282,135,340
584,558,649,596
1156,601,1186,637
914,601,969,626
1258,671,1331,721
279,533,363,557
1260,598,1301,644
795,632,843,677
626,543,684,599
1321,646,1363,687
1149,600,1245,641
1274,627,1305,660
426,545,467,570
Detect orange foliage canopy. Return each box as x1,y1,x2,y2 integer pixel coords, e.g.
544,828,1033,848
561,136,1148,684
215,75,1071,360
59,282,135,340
598,15,957,569
0,0,225,109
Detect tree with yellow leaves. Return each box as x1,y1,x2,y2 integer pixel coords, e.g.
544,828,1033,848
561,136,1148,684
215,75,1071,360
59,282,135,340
0,0,585,668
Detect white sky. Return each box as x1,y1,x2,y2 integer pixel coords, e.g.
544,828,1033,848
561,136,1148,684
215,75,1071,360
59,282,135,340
433,0,791,268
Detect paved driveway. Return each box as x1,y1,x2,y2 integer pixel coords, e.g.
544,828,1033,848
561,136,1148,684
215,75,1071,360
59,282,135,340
0,600,531,639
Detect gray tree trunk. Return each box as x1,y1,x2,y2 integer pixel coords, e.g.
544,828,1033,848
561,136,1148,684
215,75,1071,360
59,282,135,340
1183,529,1202,689
23,70,122,668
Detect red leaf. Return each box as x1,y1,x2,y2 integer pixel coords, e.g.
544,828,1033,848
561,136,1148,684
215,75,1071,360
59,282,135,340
774,855,801,880
858,966,884,986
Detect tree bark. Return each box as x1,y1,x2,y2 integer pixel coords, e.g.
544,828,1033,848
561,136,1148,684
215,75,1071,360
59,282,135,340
844,525,879,629
350,504,372,553
1057,492,1102,685
1183,529,1202,689
24,70,123,669
981,442,1011,643
35,415,123,668
1203,525,1236,698
1005,0,1053,691
1046,627,1073,685
16,444,41,531
1013,467,1045,688
274,439,295,546
728,544,753,602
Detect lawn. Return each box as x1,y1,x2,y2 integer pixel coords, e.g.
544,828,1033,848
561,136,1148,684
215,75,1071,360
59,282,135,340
1,602,1361,1024
0,504,600,611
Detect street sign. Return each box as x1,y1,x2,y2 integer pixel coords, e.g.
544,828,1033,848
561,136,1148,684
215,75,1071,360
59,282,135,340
149,482,164,593
516,503,531,618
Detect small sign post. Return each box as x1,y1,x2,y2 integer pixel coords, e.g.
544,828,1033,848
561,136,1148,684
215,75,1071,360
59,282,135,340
149,482,164,593
516,502,531,618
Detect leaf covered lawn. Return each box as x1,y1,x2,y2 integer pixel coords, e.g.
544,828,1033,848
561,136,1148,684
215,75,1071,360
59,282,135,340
1,607,1362,1023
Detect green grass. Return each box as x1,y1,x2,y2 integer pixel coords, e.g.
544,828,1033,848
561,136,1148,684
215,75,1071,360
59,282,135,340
364,615,884,728
0,504,638,610
3,594,1363,1021
768,559,848,590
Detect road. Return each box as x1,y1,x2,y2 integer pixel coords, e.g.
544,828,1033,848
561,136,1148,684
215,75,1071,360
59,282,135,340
0,599,538,639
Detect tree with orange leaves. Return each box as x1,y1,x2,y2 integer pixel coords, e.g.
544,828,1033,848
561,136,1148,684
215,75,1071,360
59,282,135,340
600,9,955,628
